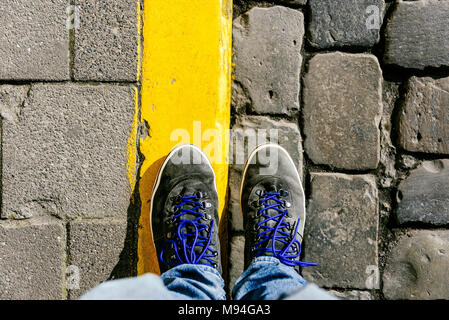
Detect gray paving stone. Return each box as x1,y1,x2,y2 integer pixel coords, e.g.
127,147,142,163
0,85,30,124
232,6,304,115
68,220,127,299
303,173,379,289
0,219,65,299
230,115,304,172
399,154,421,171
384,0,449,70
303,52,383,170
0,86,30,193
228,236,245,292
280,0,307,4
0,0,70,80
307,0,385,49
74,0,139,81
379,81,400,188
231,81,250,115
328,290,373,300
396,160,449,226
229,115,304,232
383,230,449,300
228,168,244,233
232,1,307,22
399,76,449,155
1,84,137,220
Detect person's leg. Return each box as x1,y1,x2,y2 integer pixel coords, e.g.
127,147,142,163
80,273,176,300
151,144,224,295
161,263,226,300
233,144,336,300
279,283,338,300
82,144,225,300
80,263,225,300
232,256,336,300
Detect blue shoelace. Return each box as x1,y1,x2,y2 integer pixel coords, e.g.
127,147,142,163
254,190,317,267
160,194,217,268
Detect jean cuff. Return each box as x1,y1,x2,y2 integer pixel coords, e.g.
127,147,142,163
162,263,226,299
250,256,286,265
163,263,223,279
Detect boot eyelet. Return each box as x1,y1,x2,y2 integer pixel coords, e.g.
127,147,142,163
196,191,204,199
168,217,177,224
203,202,212,209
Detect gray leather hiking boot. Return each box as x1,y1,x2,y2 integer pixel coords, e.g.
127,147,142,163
240,143,316,271
150,144,221,274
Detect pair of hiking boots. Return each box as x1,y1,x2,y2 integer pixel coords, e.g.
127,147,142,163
150,144,316,275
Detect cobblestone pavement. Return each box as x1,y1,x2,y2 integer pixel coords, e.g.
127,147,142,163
229,0,449,300
1,0,448,300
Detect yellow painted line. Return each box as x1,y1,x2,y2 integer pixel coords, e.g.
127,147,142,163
126,1,143,197
138,0,233,275
126,87,139,194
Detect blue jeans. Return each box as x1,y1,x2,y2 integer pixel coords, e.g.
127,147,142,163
80,256,337,300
